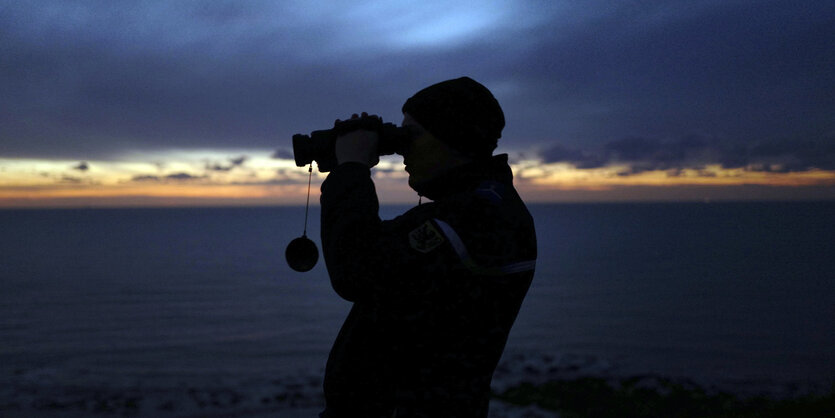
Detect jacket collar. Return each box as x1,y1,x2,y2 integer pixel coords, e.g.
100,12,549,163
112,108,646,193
412,154,513,201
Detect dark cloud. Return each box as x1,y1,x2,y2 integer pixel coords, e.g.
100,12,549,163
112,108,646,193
131,175,161,182
541,144,606,169
0,1,833,161
272,149,295,160
231,178,307,186
205,156,248,172
741,140,835,172
130,172,205,182
60,176,82,184
73,162,90,171
498,1,835,147
0,3,413,159
542,135,835,175
165,172,204,180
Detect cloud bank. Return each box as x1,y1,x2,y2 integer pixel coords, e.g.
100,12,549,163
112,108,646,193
541,136,835,175
1,0,832,165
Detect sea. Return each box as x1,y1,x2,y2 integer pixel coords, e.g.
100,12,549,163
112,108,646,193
1,202,834,417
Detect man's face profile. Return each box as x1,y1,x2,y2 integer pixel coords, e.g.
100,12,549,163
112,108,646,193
401,113,472,190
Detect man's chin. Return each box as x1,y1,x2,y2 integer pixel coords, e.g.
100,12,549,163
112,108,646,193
408,176,426,192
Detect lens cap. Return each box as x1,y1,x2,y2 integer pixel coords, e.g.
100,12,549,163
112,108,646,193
286,235,319,272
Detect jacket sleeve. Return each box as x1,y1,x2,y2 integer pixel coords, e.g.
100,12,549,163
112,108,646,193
319,163,460,303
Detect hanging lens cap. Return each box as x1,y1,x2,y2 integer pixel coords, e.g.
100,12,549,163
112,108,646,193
286,235,319,272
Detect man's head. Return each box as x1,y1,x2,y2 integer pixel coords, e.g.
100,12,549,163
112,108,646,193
402,77,504,160
400,77,505,189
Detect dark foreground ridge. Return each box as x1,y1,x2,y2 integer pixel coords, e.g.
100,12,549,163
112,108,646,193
3,353,833,417
494,375,835,418
3,375,833,417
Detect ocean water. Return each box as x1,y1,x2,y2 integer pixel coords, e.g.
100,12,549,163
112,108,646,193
1,202,834,416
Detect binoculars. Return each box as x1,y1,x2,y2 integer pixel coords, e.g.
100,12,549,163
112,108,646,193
292,114,413,172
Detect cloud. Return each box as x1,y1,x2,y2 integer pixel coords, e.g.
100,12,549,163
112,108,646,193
540,144,606,169
165,172,204,180
494,1,835,149
130,172,205,182
747,140,835,172
272,148,295,160
60,175,82,184
229,156,247,166
73,161,89,171
0,0,832,163
205,155,248,172
541,135,835,175
230,178,306,186
131,175,161,182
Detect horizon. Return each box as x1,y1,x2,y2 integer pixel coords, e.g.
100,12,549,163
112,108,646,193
2,194,834,211
2,157,835,208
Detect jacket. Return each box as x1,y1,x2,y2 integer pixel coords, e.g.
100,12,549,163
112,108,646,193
319,154,537,418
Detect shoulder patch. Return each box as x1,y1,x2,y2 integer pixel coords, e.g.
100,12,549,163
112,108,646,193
409,220,445,253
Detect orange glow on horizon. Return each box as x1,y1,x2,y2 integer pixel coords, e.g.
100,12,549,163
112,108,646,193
0,183,314,207
525,166,835,189
2,156,835,208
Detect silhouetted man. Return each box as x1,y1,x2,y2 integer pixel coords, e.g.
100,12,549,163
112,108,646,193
319,77,537,418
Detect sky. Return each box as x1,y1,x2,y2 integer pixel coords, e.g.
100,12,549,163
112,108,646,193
1,0,834,207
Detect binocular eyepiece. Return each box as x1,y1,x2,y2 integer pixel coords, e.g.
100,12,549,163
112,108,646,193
292,115,413,172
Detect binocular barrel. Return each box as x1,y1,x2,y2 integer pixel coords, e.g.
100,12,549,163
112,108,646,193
292,116,412,172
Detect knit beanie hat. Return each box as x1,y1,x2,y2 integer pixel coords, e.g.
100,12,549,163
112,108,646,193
402,77,504,159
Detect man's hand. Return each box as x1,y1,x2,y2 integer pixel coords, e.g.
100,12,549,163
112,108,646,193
335,113,380,168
